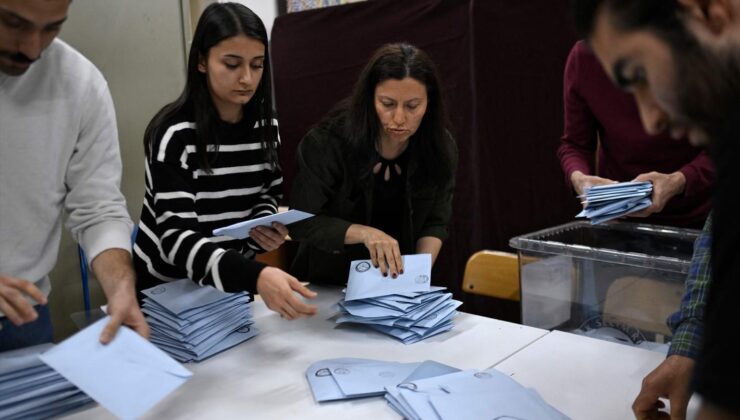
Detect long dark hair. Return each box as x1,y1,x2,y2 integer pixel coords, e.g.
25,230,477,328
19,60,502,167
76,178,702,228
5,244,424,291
143,2,278,172
329,43,454,185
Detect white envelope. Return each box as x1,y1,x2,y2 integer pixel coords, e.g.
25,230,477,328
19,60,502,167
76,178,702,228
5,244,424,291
212,209,313,239
345,254,432,301
305,358,380,402
329,361,421,397
40,317,193,420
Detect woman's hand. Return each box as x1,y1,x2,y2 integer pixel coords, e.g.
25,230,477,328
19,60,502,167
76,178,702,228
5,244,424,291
256,267,318,320
345,224,404,277
360,226,404,278
250,222,289,252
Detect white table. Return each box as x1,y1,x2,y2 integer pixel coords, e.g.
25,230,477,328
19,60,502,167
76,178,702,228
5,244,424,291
66,285,548,419
493,330,701,420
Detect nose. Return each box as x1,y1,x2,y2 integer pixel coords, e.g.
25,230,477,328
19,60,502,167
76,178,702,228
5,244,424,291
633,88,669,135
239,68,252,86
392,106,406,126
17,30,44,61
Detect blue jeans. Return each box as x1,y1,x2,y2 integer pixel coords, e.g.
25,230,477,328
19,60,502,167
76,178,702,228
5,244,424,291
0,305,54,352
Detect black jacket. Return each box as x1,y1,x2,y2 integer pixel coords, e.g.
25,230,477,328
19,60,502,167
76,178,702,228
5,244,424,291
289,121,457,285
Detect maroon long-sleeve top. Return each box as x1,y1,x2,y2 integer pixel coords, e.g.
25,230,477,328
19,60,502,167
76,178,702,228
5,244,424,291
558,41,713,228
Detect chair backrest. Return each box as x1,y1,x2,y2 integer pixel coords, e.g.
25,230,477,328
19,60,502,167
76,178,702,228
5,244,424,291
462,251,520,301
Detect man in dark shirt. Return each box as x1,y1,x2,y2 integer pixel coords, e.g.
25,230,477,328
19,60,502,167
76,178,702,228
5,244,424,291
573,0,740,418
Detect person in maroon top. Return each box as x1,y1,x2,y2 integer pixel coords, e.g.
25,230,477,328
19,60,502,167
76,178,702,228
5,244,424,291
557,40,713,229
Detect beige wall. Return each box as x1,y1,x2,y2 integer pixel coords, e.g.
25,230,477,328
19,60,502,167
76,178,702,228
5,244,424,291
48,0,188,340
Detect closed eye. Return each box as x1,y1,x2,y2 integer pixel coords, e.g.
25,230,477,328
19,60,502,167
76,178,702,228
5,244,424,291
613,59,647,91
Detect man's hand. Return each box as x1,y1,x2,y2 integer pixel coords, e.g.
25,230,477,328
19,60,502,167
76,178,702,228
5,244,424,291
90,248,150,343
256,267,318,320
633,355,695,420
100,284,150,344
250,222,289,252
630,171,686,218
570,170,617,197
0,274,47,326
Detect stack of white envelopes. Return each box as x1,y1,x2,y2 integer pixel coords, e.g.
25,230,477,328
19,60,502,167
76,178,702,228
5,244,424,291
335,254,462,344
141,278,259,362
577,181,653,224
385,367,570,420
306,358,460,402
0,344,93,419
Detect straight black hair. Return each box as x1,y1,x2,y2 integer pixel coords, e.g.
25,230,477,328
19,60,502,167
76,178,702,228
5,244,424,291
572,0,689,48
326,43,455,185
143,2,278,172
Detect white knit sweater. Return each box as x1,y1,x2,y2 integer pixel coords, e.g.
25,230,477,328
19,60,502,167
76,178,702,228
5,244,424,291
0,39,133,311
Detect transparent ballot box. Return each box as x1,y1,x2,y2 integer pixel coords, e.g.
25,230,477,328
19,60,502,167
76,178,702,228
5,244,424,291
509,221,700,350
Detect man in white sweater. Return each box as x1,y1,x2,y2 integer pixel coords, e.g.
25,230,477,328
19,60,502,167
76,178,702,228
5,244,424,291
0,0,149,350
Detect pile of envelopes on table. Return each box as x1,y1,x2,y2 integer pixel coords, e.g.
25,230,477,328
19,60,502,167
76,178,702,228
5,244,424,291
306,357,569,419
335,254,462,344
577,181,653,224
385,367,569,420
0,343,93,419
141,278,259,362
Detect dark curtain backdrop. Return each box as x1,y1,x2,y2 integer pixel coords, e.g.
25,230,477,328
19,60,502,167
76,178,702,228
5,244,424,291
271,0,580,320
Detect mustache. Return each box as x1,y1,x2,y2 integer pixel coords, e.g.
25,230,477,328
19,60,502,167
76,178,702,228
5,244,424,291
0,50,35,64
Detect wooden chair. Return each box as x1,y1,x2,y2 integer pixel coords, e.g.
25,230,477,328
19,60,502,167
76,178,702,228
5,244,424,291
462,251,520,301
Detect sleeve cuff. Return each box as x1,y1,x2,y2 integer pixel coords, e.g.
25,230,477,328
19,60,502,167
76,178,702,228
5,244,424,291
419,226,449,241
79,220,134,266
668,319,703,360
217,250,266,294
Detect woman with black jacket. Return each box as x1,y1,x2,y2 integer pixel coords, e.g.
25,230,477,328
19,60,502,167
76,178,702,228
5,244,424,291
290,43,457,286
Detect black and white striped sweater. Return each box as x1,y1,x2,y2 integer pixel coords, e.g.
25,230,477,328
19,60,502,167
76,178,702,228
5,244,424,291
133,113,281,294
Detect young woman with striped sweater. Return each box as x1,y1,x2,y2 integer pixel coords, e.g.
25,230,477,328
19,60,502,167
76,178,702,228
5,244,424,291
133,3,317,320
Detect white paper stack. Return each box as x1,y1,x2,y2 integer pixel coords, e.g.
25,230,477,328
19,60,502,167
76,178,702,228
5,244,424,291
385,368,570,420
576,181,653,224
0,344,93,420
141,279,259,362
335,254,462,344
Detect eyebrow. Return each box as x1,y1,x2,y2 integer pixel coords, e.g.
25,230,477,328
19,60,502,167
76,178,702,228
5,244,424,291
222,54,265,60
378,96,422,102
0,6,67,29
46,17,67,28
